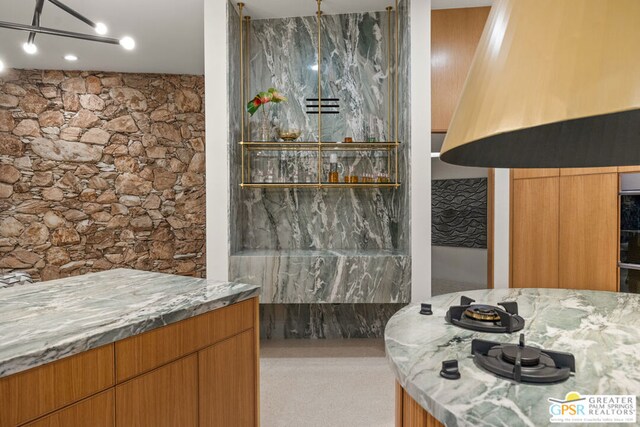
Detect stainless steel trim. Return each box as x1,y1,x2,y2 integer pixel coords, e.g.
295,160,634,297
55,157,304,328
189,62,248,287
618,262,640,271
619,191,640,196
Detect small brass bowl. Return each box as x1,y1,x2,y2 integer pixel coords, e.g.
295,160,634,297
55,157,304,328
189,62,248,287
277,129,301,141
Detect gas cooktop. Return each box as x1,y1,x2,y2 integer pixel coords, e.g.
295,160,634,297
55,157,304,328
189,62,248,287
445,295,525,333
471,334,576,384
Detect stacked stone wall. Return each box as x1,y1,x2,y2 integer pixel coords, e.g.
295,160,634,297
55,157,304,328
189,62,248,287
0,69,205,280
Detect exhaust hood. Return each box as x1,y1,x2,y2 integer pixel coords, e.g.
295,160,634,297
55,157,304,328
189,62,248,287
440,0,640,168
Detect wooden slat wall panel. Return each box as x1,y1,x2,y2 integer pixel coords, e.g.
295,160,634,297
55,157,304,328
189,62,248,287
0,345,114,427
115,298,254,381
395,383,445,427
115,355,198,427
23,391,114,427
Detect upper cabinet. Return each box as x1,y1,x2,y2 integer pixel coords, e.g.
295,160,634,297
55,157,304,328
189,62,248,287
431,7,490,133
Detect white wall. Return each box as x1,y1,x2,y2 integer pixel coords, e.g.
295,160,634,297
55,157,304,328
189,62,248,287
411,0,432,302
204,0,230,280
493,168,510,288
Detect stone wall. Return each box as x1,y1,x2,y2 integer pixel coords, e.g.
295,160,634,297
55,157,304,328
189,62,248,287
0,69,205,281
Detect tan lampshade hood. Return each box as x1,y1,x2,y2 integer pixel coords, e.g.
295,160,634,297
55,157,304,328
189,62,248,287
440,0,640,168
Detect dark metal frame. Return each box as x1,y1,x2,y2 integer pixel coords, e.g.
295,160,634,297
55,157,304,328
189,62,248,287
0,0,119,46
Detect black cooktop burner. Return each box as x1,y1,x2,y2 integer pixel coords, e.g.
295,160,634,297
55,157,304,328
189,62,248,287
472,334,576,384
445,296,525,333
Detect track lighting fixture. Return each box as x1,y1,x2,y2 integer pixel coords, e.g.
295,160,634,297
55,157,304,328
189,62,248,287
0,0,135,60
22,42,37,55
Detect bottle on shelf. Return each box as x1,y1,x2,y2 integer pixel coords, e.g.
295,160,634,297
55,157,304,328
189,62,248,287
329,154,340,183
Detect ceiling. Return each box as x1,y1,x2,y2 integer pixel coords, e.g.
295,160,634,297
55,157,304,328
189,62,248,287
432,0,492,10
0,0,491,75
239,0,493,19
0,0,203,75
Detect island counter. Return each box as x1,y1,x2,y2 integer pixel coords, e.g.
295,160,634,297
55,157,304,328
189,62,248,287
385,288,640,427
0,269,260,427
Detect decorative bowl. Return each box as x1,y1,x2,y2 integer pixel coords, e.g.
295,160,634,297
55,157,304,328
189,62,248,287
277,128,301,141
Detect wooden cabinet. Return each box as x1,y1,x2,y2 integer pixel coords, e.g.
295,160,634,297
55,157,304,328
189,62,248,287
431,7,490,132
116,355,198,427
199,330,257,427
0,297,259,427
510,170,618,291
115,298,254,381
559,173,618,291
0,345,114,427
395,382,444,427
23,391,114,427
511,178,559,288
512,168,559,180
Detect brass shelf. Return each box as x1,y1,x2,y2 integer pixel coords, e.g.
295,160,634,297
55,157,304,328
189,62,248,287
241,182,401,189
240,141,401,151
237,1,400,190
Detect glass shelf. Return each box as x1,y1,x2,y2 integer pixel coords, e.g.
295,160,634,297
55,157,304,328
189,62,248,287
240,140,401,188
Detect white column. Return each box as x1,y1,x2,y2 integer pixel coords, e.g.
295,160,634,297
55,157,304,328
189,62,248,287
493,168,510,288
204,0,230,280
411,0,432,301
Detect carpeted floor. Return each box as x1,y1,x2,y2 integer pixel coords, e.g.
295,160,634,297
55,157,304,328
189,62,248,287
260,339,395,427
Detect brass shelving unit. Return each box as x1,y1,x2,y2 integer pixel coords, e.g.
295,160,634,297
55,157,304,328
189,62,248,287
237,0,401,189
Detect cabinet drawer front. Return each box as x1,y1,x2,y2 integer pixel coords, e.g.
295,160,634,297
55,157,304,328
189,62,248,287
115,355,198,427
23,390,114,427
115,298,255,381
0,345,114,427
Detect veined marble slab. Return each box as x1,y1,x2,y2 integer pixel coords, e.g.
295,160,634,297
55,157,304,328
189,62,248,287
0,269,259,378
230,249,410,303
385,288,640,427
261,303,405,339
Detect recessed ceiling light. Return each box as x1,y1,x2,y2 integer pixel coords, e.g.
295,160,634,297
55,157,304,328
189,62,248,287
22,42,37,55
431,152,440,158
94,22,108,35
64,54,78,61
0,59,4,72
119,36,135,51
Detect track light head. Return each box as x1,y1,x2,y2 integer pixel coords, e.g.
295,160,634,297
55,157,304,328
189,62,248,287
22,42,37,54
94,22,108,35
119,36,135,50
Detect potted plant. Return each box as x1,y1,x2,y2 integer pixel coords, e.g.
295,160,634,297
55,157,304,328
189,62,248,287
247,88,287,141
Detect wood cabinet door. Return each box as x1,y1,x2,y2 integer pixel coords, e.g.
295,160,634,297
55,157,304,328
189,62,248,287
512,169,560,180
559,173,618,291
199,330,256,427
23,391,114,427
115,355,198,427
431,7,490,132
0,345,114,427
511,177,560,288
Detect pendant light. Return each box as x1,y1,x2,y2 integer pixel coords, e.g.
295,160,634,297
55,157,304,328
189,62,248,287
440,0,640,168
